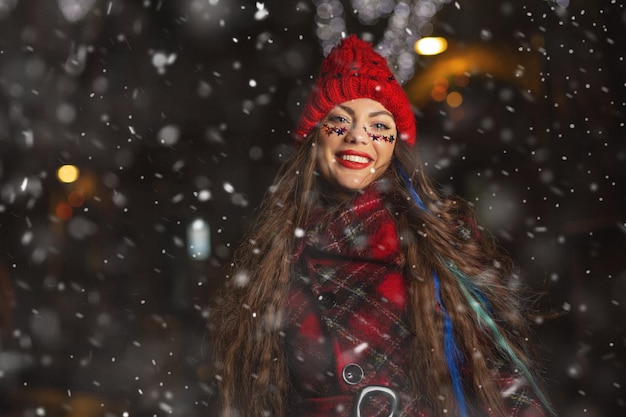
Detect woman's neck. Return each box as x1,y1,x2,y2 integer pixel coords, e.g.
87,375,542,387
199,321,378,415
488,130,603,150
318,179,363,207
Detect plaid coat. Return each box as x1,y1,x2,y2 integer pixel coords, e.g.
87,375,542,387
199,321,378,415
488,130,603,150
284,180,548,417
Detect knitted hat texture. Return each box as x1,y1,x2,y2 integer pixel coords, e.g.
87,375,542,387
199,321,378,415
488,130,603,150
294,35,416,146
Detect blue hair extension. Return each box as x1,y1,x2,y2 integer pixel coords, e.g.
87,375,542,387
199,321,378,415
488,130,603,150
433,271,468,417
443,260,555,415
396,162,427,211
397,161,468,416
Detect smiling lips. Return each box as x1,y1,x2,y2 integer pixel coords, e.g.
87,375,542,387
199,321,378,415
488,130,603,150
335,150,373,169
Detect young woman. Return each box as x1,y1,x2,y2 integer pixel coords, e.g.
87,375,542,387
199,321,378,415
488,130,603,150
211,35,552,417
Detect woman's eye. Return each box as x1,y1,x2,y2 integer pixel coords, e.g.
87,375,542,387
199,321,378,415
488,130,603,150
329,115,349,124
372,122,390,130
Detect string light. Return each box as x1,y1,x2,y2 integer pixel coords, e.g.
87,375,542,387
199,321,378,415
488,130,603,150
414,37,448,56
314,0,450,83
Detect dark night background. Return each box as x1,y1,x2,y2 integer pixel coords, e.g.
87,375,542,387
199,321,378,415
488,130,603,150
0,0,624,416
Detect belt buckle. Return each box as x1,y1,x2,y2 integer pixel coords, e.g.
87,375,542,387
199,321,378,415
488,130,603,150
354,385,400,417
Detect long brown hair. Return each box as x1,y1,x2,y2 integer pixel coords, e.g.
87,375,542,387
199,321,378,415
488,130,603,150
210,134,545,417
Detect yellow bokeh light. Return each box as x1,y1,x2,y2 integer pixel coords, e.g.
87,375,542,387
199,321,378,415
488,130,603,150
433,76,450,88
57,165,80,183
431,85,448,102
446,91,463,108
414,37,448,56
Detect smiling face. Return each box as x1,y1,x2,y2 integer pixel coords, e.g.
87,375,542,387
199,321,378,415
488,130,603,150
315,98,397,192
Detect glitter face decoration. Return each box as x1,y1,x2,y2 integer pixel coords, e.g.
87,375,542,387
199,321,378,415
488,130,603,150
321,123,348,136
363,126,395,143
321,123,395,143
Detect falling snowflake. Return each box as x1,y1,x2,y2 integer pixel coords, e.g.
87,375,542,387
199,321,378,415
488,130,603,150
254,2,269,21
150,50,177,75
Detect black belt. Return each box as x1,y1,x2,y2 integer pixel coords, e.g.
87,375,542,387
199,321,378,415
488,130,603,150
354,385,400,417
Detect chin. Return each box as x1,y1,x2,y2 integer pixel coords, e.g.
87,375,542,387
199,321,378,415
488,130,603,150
337,178,368,191
319,172,376,196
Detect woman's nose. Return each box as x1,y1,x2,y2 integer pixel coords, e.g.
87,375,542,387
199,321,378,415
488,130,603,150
345,124,369,144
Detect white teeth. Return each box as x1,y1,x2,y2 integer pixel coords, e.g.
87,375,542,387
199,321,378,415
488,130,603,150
339,154,369,164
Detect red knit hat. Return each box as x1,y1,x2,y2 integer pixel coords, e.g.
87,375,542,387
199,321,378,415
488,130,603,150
294,35,416,146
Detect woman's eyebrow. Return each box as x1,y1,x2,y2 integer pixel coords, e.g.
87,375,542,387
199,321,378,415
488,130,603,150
337,105,394,120
337,104,355,116
368,110,394,119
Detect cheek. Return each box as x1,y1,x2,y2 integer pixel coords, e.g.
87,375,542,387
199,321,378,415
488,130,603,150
375,143,396,165
316,136,337,160
315,141,333,175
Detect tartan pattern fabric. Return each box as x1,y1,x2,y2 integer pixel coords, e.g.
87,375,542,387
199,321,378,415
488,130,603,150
498,375,550,417
286,180,419,417
284,180,549,417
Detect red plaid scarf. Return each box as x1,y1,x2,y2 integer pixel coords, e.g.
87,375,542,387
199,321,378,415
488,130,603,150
286,180,427,417
284,180,548,417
